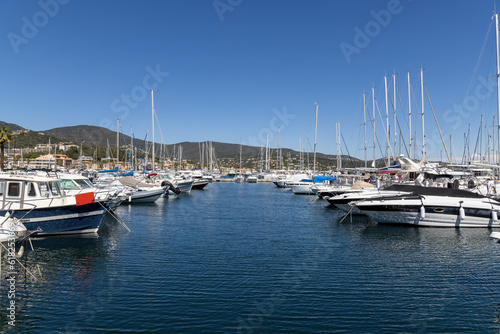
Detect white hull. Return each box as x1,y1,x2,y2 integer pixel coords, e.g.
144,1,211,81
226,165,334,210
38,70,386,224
175,180,194,193
289,183,314,195
355,191,500,227
124,188,165,203
335,203,363,215
247,176,258,183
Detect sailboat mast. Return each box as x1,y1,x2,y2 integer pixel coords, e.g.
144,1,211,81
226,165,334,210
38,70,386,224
372,87,376,167
336,122,341,170
408,72,412,159
277,127,281,171
363,92,367,168
495,12,500,165
313,104,318,174
151,90,155,171
480,114,483,162
265,134,269,171
116,118,119,168
384,75,389,166
299,138,303,171
420,68,425,161
393,73,397,159
130,126,134,170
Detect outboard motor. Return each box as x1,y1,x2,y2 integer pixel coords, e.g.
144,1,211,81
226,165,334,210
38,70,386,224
161,181,181,195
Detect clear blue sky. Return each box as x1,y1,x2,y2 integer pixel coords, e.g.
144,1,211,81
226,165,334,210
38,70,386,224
1,0,499,162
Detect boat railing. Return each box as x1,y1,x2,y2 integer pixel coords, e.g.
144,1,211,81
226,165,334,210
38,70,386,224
1,201,37,221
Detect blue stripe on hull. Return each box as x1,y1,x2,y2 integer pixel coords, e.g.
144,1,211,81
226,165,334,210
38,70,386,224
0,202,107,235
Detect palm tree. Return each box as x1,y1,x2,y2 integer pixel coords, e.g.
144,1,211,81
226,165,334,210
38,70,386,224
0,126,14,171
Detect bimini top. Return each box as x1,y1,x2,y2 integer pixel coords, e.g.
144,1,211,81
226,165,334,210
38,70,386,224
312,176,336,183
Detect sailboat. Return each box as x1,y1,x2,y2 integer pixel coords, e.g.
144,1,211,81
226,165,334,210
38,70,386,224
234,145,244,183
289,104,321,194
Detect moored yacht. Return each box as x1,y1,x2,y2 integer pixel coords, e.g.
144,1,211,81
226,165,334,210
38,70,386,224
0,173,107,235
353,185,500,227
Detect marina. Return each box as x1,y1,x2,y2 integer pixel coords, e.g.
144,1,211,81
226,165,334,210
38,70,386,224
0,182,499,333
4,1,500,332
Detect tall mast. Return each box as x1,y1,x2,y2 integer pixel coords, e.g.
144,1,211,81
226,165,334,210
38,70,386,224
420,68,425,161
393,73,397,159
130,126,134,170
408,72,412,159
467,124,471,162
384,75,390,166
313,103,318,174
277,127,281,170
372,87,376,167
336,122,341,170
495,12,500,165
480,114,483,162
363,92,367,168
240,144,242,175
151,89,155,171
494,116,497,164
265,134,269,171
299,138,303,171
116,118,119,167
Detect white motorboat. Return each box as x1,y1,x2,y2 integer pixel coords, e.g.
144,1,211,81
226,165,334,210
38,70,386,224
0,173,107,235
353,185,500,227
246,175,258,183
288,180,314,194
192,178,209,190
325,184,411,214
273,173,309,188
112,176,166,203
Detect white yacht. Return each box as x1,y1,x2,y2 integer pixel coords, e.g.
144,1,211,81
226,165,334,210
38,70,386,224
353,185,500,227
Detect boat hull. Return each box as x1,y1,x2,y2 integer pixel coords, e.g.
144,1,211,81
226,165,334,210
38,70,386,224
2,201,107,235
124,188,165,203
356,196,500,227
192,179,209,190
175,180,194,193
289,183,314,195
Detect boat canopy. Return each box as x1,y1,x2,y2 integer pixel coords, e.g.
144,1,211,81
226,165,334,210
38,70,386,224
312,176,336,183
98,167,119,173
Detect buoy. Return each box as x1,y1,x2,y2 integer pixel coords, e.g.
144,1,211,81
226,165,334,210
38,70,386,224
459,205,465,220
492,210,498,222
15,244,24,258
420,205,425,219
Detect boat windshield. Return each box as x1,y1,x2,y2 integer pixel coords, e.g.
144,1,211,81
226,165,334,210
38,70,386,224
75,179,93,189
59,179,80,190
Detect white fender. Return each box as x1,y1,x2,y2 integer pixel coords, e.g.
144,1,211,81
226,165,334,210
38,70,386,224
492,210,498,222
459,206,465,220
420,205,425,219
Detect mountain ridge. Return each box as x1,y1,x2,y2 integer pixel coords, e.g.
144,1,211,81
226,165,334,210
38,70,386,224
0,122,365,167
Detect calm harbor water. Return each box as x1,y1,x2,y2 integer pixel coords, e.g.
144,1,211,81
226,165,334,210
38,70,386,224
1,182,500,333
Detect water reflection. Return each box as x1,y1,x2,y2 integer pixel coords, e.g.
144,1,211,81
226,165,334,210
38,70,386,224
0,214,127,333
